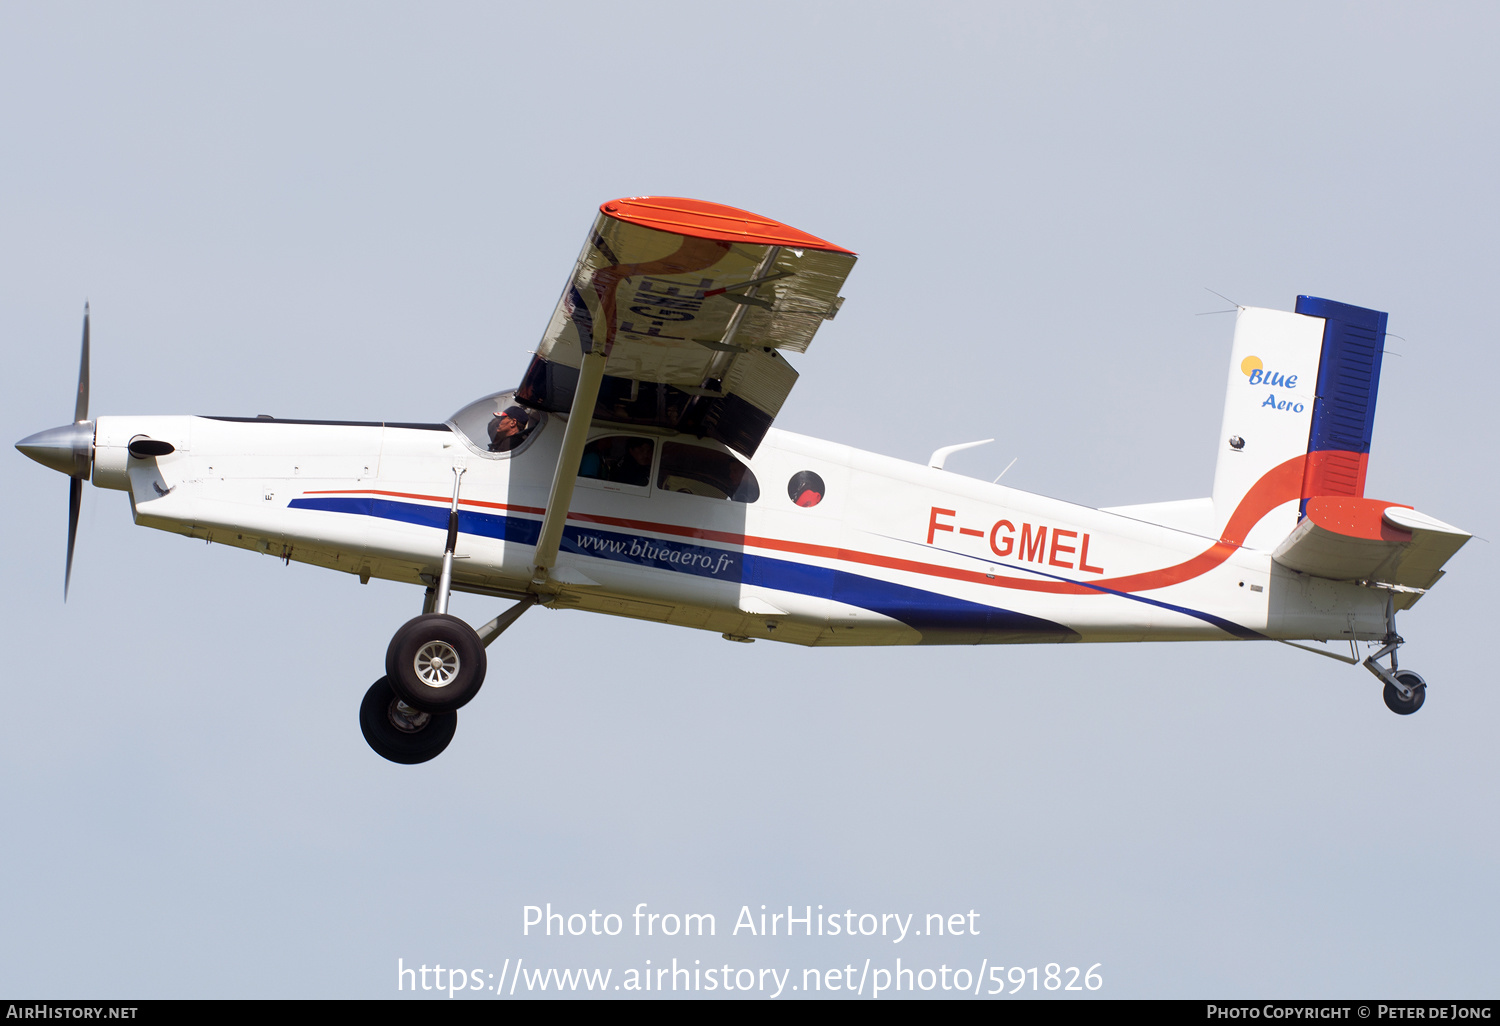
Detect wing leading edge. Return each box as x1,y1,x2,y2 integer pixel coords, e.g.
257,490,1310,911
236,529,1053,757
516,197,857,457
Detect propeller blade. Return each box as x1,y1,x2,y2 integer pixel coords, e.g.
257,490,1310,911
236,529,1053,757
74,303,90,424
66,476,82,600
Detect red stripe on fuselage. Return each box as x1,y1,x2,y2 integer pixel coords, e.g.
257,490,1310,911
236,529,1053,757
1093,455,1305,593
300,456,1305,598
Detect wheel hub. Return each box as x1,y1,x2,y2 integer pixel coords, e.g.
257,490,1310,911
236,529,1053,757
388,699,432,733
413,639,461,688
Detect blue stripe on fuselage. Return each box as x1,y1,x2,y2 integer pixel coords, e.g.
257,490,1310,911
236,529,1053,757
288,495,1110,642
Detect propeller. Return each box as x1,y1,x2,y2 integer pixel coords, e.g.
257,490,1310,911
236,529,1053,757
15,304,95,599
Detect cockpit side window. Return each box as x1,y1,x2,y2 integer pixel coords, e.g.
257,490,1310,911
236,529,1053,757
447,391,544,459
657,442,760,503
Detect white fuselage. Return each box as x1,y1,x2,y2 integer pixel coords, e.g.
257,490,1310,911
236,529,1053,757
91,412,1389,647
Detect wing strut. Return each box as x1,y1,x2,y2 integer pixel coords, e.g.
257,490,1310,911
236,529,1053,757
696,246,780,385
530,348,608,587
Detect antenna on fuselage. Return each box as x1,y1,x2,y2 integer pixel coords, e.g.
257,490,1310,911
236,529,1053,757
928,438,993,471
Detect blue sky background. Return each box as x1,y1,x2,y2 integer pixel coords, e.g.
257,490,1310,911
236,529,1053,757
2,2,1496,999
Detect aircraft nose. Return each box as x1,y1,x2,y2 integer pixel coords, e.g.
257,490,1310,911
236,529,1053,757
16,422,93,478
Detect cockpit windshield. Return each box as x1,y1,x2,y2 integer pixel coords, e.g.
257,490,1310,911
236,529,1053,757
447,391,544,458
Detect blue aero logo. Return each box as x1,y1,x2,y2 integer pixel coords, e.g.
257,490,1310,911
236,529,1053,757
1241,356,1305,413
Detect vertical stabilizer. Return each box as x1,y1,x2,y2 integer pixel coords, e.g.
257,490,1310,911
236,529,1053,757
1210,307,1324,547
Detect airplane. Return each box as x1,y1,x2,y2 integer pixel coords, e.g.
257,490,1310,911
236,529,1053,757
17,196,1470,764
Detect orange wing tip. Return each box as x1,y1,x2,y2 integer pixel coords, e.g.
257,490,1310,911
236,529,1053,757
600,196,855,255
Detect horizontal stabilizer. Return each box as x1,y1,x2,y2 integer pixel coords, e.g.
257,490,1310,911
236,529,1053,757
1272,497,1469,594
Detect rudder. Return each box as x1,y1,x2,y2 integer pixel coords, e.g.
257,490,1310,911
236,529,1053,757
1294,295,1388,511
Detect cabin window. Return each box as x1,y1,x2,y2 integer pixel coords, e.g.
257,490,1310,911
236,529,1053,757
657,442,759,503
447,390,544,459
788,470,825,508
578,436,655,487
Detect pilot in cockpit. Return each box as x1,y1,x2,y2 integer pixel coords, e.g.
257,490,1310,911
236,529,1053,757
487,405,532,452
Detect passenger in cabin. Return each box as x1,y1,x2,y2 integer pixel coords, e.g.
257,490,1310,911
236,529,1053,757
617,439,655,486
579,436,655,485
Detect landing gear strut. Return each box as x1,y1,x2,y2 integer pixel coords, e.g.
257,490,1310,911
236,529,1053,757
1364,593,1427,716
357,466,544,762
385,467,489,714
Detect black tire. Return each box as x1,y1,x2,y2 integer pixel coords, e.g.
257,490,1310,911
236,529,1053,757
359,676,457,764
1383,670,1427,716
385,613,487,713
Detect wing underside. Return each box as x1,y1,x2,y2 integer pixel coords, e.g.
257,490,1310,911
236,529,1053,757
516,197,857,457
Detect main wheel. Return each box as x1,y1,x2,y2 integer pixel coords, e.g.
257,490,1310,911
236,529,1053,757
359,676,457,764
385,613,487,713
1382,670,1427,716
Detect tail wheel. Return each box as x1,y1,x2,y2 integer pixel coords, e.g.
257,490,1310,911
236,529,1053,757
385,613,486,713
1382,670,1427,716
359,676,456,764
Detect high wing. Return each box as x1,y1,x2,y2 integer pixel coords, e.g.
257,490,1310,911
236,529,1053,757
515,196,857,458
